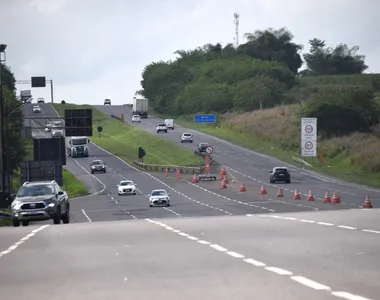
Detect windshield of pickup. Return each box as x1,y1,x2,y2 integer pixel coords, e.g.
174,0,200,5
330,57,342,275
17,185,55,197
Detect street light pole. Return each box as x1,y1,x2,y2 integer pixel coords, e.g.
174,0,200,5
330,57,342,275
0,44,7,193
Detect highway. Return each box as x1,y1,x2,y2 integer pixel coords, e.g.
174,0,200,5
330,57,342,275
95,105,380,211
0,103,378,299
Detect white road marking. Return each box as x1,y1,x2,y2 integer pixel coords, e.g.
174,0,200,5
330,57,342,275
362,229,380,234
291,276,331,290
317,222,334,226
163,207,182,217
81,209,92,222
338,225,356,230
145,218,372,300
0,225,49,259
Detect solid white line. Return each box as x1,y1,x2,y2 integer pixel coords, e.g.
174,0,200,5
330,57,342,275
331,291,372,300
338,225,357,230
265,267,293,275
226,251,245,258
244,258,266,267
291,276,331,290
210,244,227,252
81,209,92,222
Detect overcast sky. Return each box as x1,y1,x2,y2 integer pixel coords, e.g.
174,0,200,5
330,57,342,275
1,0,379,105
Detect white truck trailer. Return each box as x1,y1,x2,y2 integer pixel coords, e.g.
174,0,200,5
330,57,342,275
65,136,89,158
132,96,148,118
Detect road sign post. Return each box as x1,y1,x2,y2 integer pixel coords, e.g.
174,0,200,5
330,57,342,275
194,114,216,123
204,146,213,173
301,118,317,157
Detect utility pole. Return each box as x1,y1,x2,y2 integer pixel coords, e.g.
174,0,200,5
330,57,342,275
234,13,240,48
0,44,7,194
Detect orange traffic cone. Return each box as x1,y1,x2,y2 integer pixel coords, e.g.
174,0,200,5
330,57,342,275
192,174,199,183
293,189,301,200
323,191,331,203
165,168,169,177
336,192,341,203
220,180,227,189
220,167,226,179
260,185,267,195
307,190,315,201
176,169,181,179
331,192,340,203
240,183,247,192
223,175,229,184
363,196,373,208
277,187,284,197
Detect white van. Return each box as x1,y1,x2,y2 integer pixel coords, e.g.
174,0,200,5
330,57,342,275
164,119,174,130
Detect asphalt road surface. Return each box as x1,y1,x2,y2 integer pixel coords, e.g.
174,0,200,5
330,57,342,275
1,209,379,299
95,105,380,211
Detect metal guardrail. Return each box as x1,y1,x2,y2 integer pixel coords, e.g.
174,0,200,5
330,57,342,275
133,161,203,174
292,156,312,167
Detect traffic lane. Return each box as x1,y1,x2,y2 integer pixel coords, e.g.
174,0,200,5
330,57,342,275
223,168,360,211
100,105,380,201
0,221,338,300
264,208,380,233
150,172,279,216
157,215,379,300
0,225,41,253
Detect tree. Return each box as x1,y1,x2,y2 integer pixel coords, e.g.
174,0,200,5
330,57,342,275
240,28,303,74
303,38,368,75
1,64,26,174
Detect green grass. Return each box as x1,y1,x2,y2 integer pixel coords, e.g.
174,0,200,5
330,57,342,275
52,104,201,167
153,110,380,189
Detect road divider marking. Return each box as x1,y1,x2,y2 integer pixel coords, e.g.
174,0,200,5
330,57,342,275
247,214,380,235
81,209,92,222
0,225,49,259
145,218,373,300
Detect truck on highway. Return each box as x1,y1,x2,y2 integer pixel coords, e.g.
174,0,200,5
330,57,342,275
132,96,148,118
65,136,89,158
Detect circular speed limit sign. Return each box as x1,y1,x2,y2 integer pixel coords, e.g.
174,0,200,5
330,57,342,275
205,146,213,154
304,125,314,134
304,141,314,150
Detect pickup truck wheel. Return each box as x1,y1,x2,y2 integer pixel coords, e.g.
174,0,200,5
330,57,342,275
53,211,61,224
167,203,171,207
149,204,153,207
165,130,167,133
62,212,70,224
13,220,20,227
22,220,29,226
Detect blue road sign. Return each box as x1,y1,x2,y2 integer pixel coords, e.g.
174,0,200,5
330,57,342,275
194,114,216,123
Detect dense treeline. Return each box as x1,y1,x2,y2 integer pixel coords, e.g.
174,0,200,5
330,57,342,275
141,27,380,137
1,63,26,174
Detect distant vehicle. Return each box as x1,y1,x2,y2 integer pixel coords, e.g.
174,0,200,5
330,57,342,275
181,132,193,143
33,105,41,113
131,115,141,123
132,96,148,118
117,180,137,195
197,143,211,153
156,123,168,133
164,119,174,130
90,160,106,174
269,167,291,184
37,98,45,103
148,189,171,207
10,180,70,227
65,136,89,157
51,124,64,138
45,123,52,132
104,99,111,105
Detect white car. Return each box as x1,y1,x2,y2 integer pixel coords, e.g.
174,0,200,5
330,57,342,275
33,105,41,113
131,115,141,123
117,180,137,195
51,126,64,138
148,189,171,207
181,132,193,143
45,123,52,132
37,98,45,103
156,123,168,133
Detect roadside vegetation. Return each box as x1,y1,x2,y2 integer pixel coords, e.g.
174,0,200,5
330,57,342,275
139,27,380,187
52,104,201,167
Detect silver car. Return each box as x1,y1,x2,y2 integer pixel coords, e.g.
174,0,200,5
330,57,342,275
148,189,171,207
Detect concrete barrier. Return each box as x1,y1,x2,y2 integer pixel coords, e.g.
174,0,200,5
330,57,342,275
133,161,203,174
292,156,312,167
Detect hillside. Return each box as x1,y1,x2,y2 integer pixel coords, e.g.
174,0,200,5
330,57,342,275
139,28,380,187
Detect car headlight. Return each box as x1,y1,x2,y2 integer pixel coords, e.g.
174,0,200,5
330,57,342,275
48,203,55,207
12,201,22,210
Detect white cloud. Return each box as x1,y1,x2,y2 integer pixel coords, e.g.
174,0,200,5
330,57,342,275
1,0,379,105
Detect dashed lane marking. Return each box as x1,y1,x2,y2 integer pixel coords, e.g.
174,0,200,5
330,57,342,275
247,214,380,235
0,225,49,259
145,218,372,300
81,209,92,222
188,182,275,212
